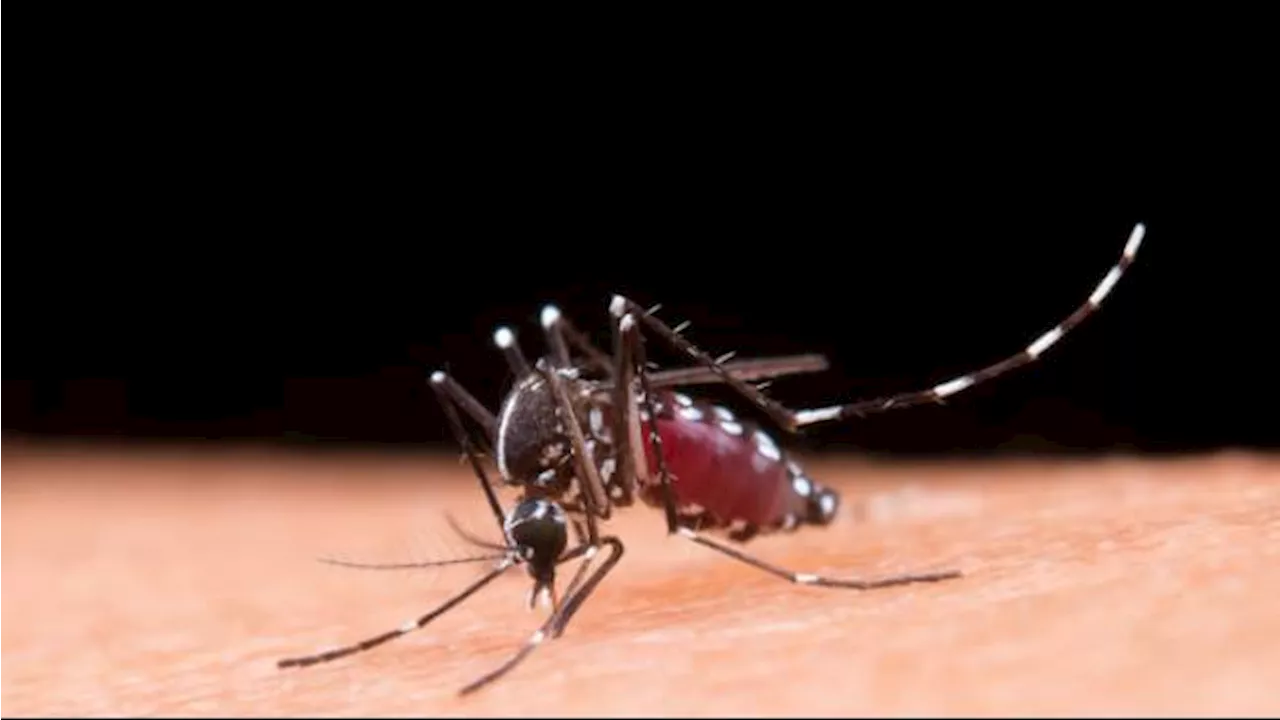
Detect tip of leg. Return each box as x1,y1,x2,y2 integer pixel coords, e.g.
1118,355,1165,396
493,326,515,349
430,371,447,385
609,294,628,317
540,304,561,329
1125,222,1145,258
459,680,484,696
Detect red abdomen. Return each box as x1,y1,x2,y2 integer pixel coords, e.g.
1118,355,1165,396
638,391,818,530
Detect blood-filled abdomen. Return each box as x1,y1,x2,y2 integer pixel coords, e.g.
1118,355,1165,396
638,391,820,530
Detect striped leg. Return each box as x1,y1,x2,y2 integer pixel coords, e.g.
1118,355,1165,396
459,537,625,695
277,557,517,669
612,223,1146,432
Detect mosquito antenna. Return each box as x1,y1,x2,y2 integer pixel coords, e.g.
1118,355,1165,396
278,558,516,670
316,553,509,571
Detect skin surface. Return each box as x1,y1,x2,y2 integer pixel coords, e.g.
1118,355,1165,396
3,443,1279,717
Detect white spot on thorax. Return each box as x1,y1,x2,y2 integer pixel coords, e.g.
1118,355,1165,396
540,442,565,466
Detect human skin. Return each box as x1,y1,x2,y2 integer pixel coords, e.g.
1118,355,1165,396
3,444,1278,717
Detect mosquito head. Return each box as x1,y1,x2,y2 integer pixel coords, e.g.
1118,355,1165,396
503,498,569,587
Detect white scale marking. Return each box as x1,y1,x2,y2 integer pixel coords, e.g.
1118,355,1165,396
794,573,819,585
1124,223,1145,259
819,493,837,517
540,304,562,329
674,393,694,407
678,406,704,422
493,326,515,349
794,406,842,426
792,475,813,497
1026,325,1064,358
430,371,446,385
1089,266,1122,307
713,406,735,421
495,377,530,479
720,420,744,436
754,431,782,462
933,375,974,398
399,619,418,633
610,294,628,317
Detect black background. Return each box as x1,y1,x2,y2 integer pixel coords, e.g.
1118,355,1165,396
6,42,1274,460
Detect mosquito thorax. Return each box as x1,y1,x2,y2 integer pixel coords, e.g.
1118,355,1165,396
494,371,579,491
503,498,569,581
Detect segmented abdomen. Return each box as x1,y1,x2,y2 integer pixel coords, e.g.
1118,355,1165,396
638,391,838,532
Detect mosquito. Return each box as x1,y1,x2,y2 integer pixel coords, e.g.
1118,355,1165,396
278,223,1146,694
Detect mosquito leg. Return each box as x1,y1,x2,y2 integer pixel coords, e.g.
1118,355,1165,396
427,370,499,448
316,553,509,571
605,299,643,507
674,526,961,589
540,304,615,377
617,312,680,534
459,537,625,695
492,326,534,377
637,354,830,389
539,358,610,536
610,222,1145,432
430,371,507,533
277,558,516,669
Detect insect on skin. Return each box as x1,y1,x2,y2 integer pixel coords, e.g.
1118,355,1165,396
278,223,1147,694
